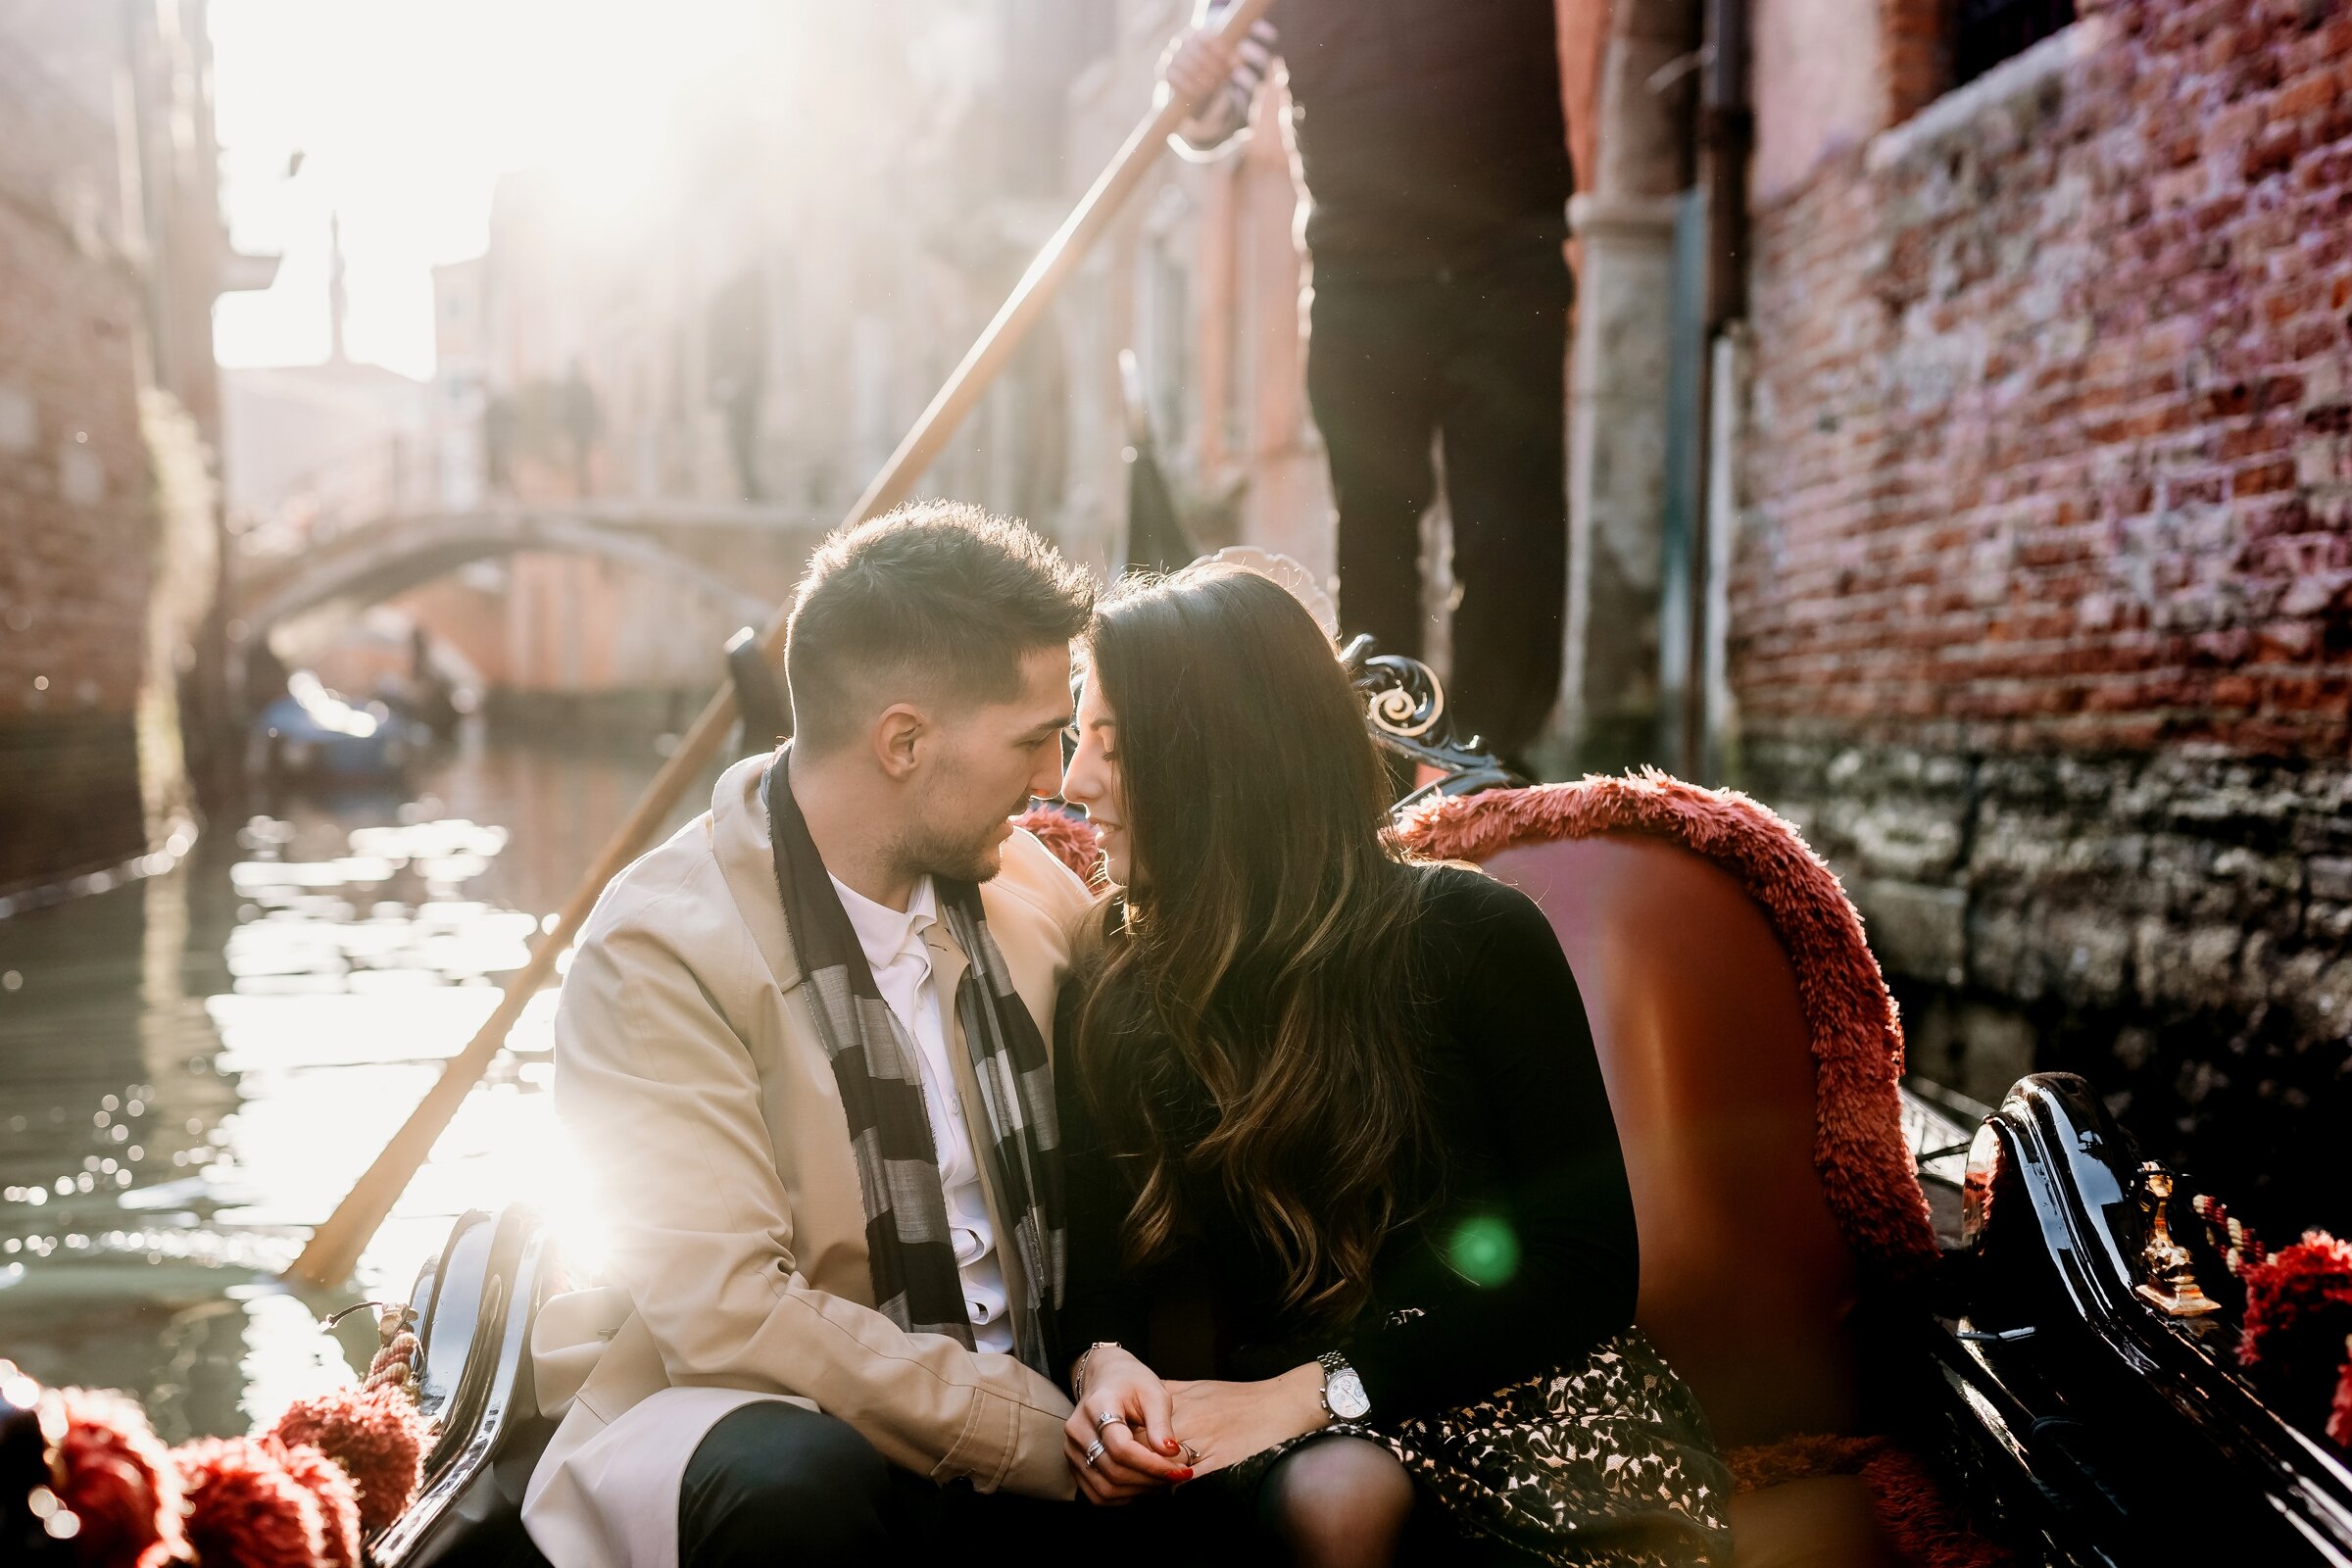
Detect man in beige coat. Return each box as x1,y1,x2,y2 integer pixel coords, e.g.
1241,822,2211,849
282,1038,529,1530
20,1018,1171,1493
522,505,1156,1568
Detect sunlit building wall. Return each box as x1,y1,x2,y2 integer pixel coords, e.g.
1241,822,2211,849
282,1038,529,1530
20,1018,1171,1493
433,2,1125,711
1054,0,1330,580
0,0,264,894
1707,0,2345,1211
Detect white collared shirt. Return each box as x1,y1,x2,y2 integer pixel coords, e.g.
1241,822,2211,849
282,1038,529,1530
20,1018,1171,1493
827,872,1012,1353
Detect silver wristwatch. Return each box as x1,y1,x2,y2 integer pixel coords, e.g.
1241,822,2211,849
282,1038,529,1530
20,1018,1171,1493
1317,1350,1370,1422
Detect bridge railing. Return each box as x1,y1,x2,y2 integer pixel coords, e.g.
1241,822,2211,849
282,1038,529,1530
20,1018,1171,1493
236,432,443,561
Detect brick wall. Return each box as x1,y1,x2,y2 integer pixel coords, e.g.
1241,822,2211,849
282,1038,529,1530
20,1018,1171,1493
0,36,166,893
1882,0,1951,125
1733,0,2352,1222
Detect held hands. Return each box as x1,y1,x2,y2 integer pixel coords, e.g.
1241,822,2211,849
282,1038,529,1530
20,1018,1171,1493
1065,1345,1193,1505
1066,1353,1332,1500
1164,1363,1329,1479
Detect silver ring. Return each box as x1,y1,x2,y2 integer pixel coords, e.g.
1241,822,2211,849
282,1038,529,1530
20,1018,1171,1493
1093,1409,1128,1433
1178,1441,1201,1467
1084,1439,1106,1467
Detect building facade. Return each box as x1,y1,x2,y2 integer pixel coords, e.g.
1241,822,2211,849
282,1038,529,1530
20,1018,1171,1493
1098,0,2351,1215
0,0,263,899
1718,0,2352,1215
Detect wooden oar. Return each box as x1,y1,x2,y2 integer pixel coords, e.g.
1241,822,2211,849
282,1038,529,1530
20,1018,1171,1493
284,0,1276,1291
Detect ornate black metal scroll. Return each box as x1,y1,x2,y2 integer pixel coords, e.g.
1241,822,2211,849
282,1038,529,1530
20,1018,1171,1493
1341,634,1528,807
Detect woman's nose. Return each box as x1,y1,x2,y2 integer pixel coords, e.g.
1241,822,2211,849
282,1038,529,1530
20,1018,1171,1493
1062,750,1098,806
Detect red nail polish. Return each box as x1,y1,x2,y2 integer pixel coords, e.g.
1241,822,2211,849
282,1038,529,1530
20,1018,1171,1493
1174,1467,1195,1481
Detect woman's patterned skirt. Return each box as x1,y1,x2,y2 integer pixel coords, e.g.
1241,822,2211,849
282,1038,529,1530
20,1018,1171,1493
1225,1329,1733,1567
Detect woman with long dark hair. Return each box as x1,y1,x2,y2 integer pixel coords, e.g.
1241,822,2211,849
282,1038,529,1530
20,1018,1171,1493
1054,564,1730,1567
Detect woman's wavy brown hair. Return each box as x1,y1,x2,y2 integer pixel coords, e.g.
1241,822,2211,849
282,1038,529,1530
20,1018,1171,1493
1072,564,1439,1325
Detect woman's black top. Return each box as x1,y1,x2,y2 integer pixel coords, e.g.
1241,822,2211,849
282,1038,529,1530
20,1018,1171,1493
1054,864,1639,1423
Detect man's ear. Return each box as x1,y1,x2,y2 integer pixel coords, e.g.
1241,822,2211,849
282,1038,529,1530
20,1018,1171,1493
872,703,926,781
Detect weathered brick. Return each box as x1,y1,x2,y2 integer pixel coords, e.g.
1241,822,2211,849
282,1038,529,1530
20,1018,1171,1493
0,20,170,893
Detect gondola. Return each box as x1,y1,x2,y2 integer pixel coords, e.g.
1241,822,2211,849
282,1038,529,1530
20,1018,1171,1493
343,634,2350,1568
246,670,429,785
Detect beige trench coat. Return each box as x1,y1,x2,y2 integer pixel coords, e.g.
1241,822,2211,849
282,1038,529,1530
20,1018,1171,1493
521,754,1094,1568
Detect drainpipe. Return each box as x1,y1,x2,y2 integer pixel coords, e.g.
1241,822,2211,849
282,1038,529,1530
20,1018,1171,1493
1563,0,1702,774
1674,0,1750,780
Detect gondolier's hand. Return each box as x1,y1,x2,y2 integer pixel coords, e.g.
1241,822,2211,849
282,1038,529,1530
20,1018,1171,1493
1157,25,1236,109
1065,1345,1193,1504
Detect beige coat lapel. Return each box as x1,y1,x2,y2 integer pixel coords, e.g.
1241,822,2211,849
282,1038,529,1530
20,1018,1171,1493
523,756,1099,1568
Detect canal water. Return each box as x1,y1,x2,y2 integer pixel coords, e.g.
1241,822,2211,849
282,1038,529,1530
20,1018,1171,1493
0,724,719,1442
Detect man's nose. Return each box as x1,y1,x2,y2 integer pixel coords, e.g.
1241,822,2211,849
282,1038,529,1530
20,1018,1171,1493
1032,749,1067,802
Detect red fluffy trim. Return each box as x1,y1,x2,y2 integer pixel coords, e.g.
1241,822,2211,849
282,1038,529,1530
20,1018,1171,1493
1725,1433,2011,1566
270,1384,426,1534
1011,805,1102,884
51,1387,184,1568
1397,773,1938,1274
171,1437,323,1568
2238,1231,2352,1428
270,1442,363,1568
1724,1432,1887,1492
1862,1447,2013,1568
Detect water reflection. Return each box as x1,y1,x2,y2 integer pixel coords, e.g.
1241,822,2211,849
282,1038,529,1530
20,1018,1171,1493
0,723,718,1442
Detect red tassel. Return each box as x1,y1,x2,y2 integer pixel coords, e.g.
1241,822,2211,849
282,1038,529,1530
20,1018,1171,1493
270,1384,427,1534
269,1441,364,1568
2238,1231,2352,1428
49,1388,184,1568
171,1437,323,1568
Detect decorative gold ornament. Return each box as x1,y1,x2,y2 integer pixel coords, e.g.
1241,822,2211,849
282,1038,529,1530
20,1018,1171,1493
2135,1162,2221,1317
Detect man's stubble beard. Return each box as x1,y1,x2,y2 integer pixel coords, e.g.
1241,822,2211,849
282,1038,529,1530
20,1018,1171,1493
891,815,1008,888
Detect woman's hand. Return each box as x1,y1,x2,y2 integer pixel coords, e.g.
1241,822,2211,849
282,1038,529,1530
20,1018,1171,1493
1065,1346,1194,1505
1164,1364,1329,1478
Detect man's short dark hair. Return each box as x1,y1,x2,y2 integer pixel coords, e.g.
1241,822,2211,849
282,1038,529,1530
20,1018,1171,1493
784,501,1095,753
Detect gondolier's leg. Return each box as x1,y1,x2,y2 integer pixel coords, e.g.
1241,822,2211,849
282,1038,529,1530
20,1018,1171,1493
1436,244,1571,765
1309,274,1445,666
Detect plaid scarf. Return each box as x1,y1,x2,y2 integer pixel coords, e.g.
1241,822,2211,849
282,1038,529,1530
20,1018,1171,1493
762,753,1064,1373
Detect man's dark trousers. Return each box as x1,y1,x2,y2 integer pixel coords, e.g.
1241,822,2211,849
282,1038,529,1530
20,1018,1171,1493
681,1400,1134,1564
1307,241,1571,765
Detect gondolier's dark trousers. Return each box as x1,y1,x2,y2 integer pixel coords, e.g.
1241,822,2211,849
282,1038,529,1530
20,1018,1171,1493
1307,241,1572,766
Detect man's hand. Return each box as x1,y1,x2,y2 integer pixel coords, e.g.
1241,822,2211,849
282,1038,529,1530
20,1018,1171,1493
1164,1365,1329,1478
1065,1346,1193,1505
1157,25,1237,109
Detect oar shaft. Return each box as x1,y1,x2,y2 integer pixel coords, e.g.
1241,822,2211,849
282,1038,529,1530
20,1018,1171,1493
284,0,1275,1291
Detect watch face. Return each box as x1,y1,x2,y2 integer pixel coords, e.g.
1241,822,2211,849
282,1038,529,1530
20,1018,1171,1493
1328,1368,1371,1420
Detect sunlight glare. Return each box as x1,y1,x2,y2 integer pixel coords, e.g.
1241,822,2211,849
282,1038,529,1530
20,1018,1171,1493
212,0,762,375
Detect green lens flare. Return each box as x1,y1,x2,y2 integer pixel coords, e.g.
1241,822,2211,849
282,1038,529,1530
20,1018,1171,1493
1446,1213,1520,1286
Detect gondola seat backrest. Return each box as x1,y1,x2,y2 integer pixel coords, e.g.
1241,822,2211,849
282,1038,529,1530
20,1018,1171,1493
1397,776,1937,1450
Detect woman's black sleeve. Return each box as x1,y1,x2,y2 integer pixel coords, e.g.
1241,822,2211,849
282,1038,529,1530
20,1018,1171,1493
1338,872,1641,1422
1053,987,1153,1392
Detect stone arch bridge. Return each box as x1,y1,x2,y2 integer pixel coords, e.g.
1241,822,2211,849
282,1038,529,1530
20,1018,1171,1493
232,500,829,647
